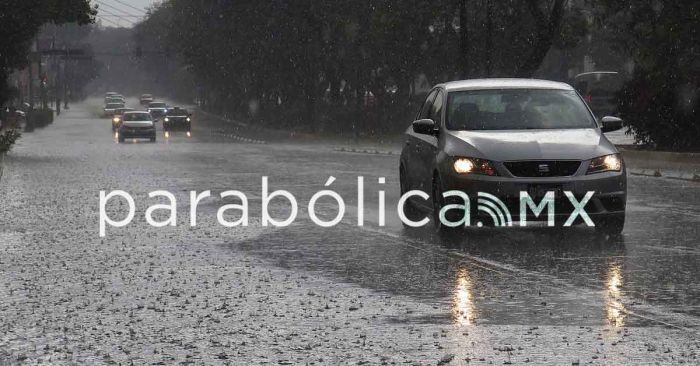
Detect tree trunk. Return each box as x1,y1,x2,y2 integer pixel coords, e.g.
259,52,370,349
459,0,470,78
517,0,566,77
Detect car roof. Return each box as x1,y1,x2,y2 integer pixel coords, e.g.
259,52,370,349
574,71,619,79
438,78,573,92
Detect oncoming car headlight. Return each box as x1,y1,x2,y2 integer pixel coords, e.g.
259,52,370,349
453,157,497,176
587,154,622,174
164,117,169,122
186,117,191,122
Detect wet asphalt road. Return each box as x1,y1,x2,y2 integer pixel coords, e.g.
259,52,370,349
0,99,699,364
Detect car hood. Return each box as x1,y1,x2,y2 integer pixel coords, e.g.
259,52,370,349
447,129,617,161
122,121,154,128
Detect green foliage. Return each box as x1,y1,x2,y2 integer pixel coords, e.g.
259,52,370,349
595,1,700,150
0,0,96,104
0,129,21,153
134,1,585,133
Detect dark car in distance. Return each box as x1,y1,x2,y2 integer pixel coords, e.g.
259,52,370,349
140,94,154,106
147,102,168,119
399,79,627,234
573,71,624,118
163,107,192,137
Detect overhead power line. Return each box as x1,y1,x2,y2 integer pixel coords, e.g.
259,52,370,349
96,15,123,28
104,0,149,14
95,0,145,18
95,7,137,25
98,14,144,18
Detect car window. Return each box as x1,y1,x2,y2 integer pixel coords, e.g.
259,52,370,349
149,103,166,108
446,89,597,131
428,90,444,123
166,109,188,116
123,113,151,121
418,90,437,120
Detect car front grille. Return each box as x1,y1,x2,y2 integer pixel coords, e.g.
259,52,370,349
503,160,581,177
123,126,153,132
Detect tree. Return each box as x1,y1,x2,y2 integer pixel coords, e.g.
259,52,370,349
132,1,587,135
595,1,700,150
0,0,96,105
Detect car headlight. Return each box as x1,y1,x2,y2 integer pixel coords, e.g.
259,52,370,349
164,118,169,122
587,154,622,174
453,157,497,176
186,117,191,122
112,117,120,123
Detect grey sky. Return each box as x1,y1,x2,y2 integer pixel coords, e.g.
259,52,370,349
94,0,159,28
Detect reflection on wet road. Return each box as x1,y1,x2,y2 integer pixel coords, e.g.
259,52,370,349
2,99,699,364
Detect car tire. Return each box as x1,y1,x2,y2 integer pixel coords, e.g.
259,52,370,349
432,174,460,235
594,214,625,235
399,166,425,226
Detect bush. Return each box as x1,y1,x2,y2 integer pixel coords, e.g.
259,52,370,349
0,128,21,153
26,108,54,130
618,75,700,151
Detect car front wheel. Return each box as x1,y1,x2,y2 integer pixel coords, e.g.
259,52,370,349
594,214,625,235
432,175,460,235
399,166,424,226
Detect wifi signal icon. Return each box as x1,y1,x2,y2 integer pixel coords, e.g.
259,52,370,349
477,193,513,227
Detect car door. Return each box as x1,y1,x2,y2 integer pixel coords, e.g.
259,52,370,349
405,90,437,195
416,89,444,193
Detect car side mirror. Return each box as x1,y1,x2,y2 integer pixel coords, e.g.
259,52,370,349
601,116,623,132
412,118,438,135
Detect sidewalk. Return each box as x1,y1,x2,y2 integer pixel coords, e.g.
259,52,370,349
620,148,700,181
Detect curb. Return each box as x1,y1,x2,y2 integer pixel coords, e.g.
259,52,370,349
334,147,397,156
629,169,700,182
620,149,699,182
196,110,268,144
210,130,266,145
0,152,5,183
620,148,700,164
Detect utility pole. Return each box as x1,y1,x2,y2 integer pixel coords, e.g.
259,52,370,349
28,53,35,109
64,54,70,110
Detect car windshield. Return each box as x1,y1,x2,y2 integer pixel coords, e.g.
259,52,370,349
166,109,188,116
106,103,123,108
149,103,166,108
446,89,597,131
123,113,152,121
